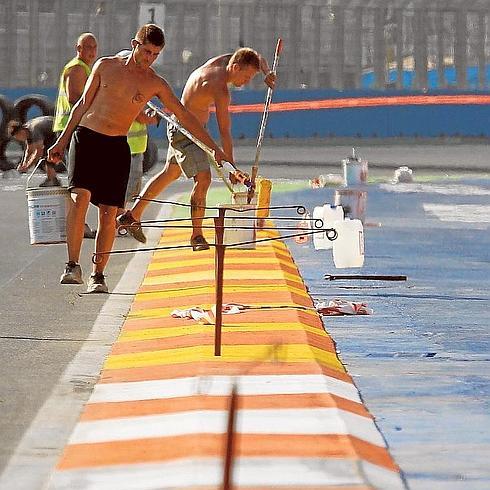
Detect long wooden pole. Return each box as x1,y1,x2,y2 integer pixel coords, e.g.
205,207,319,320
248,38,283,203
214,208,226,356
223,385,238,490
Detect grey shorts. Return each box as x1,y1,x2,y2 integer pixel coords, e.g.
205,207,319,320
166,123,211,179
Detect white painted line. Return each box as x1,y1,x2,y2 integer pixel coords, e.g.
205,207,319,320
49,457,406,490
68,407,384,446
88,374,361,404
380,183,490,196
0,202,171,490
423,204,490,227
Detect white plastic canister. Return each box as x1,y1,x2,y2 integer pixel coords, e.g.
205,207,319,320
313,204,344,250
332,218,365,268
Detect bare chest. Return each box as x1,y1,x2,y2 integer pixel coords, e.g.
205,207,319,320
99,67,152,105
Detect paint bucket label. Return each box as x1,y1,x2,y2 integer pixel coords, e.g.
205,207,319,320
26,187,69,244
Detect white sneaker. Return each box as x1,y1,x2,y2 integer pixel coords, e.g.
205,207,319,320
86,273,108,294
60,262,83,284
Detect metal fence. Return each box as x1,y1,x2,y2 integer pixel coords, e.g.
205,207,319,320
0,0,489,90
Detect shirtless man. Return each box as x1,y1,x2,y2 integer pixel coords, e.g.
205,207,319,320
48,24,226,293
117,47,275,250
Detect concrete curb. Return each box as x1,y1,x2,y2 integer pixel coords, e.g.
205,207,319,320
47,217,406,489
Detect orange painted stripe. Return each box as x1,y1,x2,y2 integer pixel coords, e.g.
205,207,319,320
81,393,372,422
110,330,336,355
148,486,372,490
137,486,370,490
57,434,399,471
215,94,490,114
100,361,353,384
130,290,313,311
137,277,302,293
150,249,293,263
123,309,324,332
145,261,299,276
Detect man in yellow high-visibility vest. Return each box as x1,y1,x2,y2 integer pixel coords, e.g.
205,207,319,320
53,32,98,238
53,33,97,133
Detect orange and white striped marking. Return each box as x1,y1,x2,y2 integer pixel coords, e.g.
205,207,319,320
48,222,406,489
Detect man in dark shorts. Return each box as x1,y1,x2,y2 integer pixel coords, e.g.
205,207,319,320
48,24,226,293
8,115,60,186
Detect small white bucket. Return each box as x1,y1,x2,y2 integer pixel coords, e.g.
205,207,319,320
26,162,69,245
334,188,367,222
220,204,256,249
342,156,368,186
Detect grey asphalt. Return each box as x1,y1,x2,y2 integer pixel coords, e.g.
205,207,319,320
233,139,490,175
0,141,488,489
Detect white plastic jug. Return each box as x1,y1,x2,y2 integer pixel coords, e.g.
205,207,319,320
313,204,344,250
332,218,365,268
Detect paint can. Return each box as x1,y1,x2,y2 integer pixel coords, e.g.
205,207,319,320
334,188,367,222
221,204,256,249
342,148,368,186
26,160,69,245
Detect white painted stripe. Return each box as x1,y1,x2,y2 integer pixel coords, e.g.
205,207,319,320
0,203,171,490
89,374,361,404
49,457,406,490
423,203,490,227
68,408,384,446
380,182,490,196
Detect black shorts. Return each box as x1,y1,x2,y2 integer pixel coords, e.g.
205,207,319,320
68,126,131,208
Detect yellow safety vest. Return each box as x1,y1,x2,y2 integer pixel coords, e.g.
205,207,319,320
127,120,148,155
53,57,91,132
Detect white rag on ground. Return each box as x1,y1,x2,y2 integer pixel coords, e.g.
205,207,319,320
315,299,373,316
171,303,246,324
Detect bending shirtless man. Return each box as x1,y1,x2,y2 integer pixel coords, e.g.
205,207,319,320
48,24,226,293
117,47,275,251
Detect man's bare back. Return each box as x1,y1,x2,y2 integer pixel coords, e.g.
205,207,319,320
181,54,233,125
80,56,163,136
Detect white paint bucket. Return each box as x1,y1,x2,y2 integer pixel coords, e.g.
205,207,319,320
26,161,69,245
220,204,256,249
342,154,368,186
334,188,367,222
332,218,365,268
